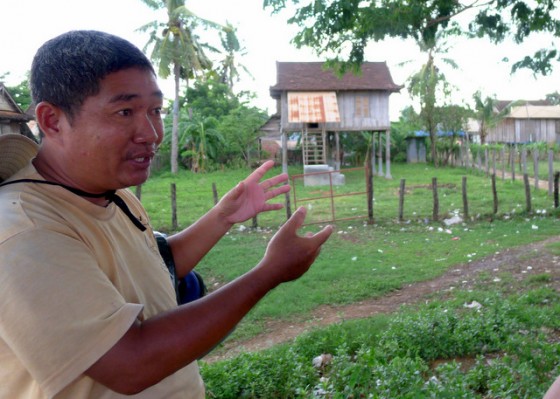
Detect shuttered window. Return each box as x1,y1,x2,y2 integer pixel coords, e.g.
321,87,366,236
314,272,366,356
288,92,340,123
355,96,370,118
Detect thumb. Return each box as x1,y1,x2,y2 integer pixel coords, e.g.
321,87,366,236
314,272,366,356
312,224,334,247
225,181,244,202
283,206,307,233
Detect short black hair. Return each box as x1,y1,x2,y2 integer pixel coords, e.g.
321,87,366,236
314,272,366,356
30,30,155,119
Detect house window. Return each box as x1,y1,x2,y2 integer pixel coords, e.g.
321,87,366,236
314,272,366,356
355,96,370,118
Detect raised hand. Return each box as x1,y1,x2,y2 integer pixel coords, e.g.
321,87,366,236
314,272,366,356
217,160,291,225
257,207,333,285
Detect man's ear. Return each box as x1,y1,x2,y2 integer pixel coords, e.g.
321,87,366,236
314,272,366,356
35,102,64,140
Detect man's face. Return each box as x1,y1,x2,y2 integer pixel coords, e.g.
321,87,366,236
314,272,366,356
58,67,164,192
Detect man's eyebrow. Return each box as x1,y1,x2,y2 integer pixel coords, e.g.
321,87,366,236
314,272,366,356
109,90,163,103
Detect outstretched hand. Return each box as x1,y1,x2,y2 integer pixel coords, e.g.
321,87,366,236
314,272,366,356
259,206,333,285
218,160,290,225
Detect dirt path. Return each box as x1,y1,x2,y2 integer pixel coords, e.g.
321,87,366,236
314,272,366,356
205,235,560,363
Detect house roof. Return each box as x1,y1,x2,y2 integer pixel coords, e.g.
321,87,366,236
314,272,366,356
269,62,402,99
495,99,553,112
0,83,32,123
508,105,560,119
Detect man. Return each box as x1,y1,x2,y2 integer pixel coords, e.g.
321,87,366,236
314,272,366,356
0,30,332,398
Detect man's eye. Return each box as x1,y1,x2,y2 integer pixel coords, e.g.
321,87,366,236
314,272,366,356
118,109,132,116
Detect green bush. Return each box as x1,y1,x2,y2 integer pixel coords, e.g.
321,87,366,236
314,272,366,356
201,288,560,398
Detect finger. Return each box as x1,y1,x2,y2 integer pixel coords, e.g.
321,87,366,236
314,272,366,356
282,206,307,233
264,184,290,200
311,225,334,247
262,173,289,190
262,202,284,212
246,160,275,184
224,181,244,202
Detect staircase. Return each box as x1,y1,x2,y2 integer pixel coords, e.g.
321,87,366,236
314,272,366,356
302,130,327,165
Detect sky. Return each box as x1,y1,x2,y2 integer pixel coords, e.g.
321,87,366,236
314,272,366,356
2,0,559,121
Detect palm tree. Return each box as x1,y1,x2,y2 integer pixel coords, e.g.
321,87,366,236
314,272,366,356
472,91,516,144
182,116,224,172
216,23,252,91
138,0,220,173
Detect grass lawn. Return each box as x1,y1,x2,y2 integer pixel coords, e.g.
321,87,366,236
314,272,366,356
137,162,560,397
140,162,556,231
137,163,560,339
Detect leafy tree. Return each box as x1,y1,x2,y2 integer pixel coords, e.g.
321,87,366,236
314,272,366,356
1,73,32,111
435,104,470,165
545,91,560,105
406,32,458,166
263,0,560,76
182,116,224,172
185,76,239,120
161,112,224,172
138,0,220,174
216,23,252,91
217,106,268,167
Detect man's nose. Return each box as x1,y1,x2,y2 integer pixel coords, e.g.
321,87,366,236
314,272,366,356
134,114,162,145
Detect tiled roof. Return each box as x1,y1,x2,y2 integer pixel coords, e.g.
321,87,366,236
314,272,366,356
270,62,402,98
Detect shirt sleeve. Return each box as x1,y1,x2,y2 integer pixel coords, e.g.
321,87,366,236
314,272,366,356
0,229,143,397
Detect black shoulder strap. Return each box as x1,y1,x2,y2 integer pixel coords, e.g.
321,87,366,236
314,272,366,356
0,179,146,231
154,232,181,304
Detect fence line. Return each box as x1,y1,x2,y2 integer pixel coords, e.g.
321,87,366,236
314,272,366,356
137,162,560,231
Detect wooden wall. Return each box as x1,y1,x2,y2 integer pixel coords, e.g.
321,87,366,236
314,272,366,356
279,90,391,132
487,118,560,144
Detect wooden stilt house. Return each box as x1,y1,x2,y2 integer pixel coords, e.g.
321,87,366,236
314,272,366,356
267,62,402,185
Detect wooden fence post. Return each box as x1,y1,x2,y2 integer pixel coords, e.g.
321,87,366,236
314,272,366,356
171,182,178,231
212,182,219,205
485,148,489,177
432,177,439,221
491,174,498,216
501,147,505,180
492,149,497,177
462,176,469,220
378,133,383,176
398,179,405,222
523,173,532,213
367,144,374,224
555,171,560,208
548,149,554,196
522,147,527,175
135,185,142,200
533,149,539,189
510,146,516,182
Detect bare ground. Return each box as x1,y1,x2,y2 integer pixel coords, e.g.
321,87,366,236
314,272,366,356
205,235,560,363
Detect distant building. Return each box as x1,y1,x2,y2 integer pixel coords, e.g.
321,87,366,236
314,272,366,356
486,100,560,144
0,83,35,139
262,61,401,182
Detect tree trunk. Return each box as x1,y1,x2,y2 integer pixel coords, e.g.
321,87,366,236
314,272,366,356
171,63,181,174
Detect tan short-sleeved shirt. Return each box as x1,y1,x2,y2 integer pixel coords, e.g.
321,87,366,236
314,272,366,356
0,164,205,398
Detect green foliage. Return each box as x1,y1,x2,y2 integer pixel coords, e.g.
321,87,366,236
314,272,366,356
186,77,240,120
158,76,268,170
264,0,560,75
138,0,221,173
217,106,268,167
201,286,560,397
380,295,521,361
216,23,252,91
1,74,32,111
202,347,316,398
